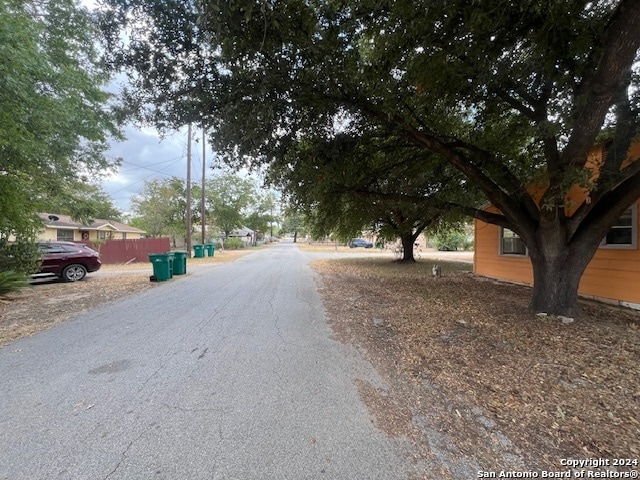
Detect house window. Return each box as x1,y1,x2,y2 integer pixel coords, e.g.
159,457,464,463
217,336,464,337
122,233,127,240
601,205,637,249
98,231,107,240
500,228,527,256
57,229,74,241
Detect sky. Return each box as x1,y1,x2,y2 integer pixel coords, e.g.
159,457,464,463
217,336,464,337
100,124,219,215
80,0,229,216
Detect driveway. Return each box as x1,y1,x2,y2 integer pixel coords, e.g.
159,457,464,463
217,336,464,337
0,241,414,479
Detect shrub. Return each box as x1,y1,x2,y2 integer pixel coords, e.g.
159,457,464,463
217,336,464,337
224,237,244,250
0,239,41,275
0,270,30,297
429,228,472,251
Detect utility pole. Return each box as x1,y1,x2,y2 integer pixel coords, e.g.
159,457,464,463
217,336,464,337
201,127,206,245
186,123,192,257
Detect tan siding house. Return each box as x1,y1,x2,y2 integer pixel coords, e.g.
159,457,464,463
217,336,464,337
38,214,145,242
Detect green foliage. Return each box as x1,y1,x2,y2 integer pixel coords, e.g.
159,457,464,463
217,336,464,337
129,171,273,248
279,211,309,239
223,237,243,250
97,0,640,314
130,177,188,239
0,0,121,242
0,270,30,297
429,228,473,252
43,181,122,223
98,0,639,213
0,238,40,275
244,211,270,236
244,191,279,237
269,132,476,246
206,171,256,237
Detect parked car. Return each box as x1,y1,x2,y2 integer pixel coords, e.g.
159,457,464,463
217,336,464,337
348,238,374,248
36,241,101,282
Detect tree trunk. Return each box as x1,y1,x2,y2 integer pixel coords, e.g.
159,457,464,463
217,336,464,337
528,239,595,317
293,231,298,243
400,234,415,262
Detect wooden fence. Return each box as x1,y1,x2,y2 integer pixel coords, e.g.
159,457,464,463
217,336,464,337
83,238,171,264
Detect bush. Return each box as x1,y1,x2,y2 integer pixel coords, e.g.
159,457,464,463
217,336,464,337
0,270,30,297
224,237,244,250
0,239,41,275
429,228,473,251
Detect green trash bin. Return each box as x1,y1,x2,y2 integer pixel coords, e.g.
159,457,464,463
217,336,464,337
205,243,215,257
172,251,187,275
166,252,175,278
193,244,205,258
148,253,171,282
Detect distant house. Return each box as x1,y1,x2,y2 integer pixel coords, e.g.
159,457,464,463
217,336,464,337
228,227,255,245
38,213,146,242
474,141,640,309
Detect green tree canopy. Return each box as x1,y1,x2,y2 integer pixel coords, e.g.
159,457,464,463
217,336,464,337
130,177,188,242
206,171,256,238
269,132,474,260
98,0,640,315
279,211,309,243
244,191,279,238
0,0,121,273
43,181,122,222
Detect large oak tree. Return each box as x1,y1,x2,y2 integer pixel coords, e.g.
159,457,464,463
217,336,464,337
98,0,640,316
269,132,472,261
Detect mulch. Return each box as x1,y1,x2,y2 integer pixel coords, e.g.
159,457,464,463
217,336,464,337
312,257,640,478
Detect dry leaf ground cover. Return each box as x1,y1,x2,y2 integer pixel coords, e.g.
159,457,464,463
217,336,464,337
311,256,640,477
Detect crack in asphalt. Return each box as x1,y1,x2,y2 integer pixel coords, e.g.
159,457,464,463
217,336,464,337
268,285,286,345
103,429,147,480
134,288,241,395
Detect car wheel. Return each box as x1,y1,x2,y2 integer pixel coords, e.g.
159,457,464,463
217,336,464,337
62,264,87,282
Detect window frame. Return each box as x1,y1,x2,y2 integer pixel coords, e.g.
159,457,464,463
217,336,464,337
56,229,74,242
599,204,638,250
499,227,527,256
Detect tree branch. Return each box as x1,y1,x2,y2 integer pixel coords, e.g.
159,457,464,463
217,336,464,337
571,169,640,246
451,204,513,230
494,89,537,120
561,0,640,168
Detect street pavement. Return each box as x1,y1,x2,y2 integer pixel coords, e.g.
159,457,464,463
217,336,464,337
0,241,413,479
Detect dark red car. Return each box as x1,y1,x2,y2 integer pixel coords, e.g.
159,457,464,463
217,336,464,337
36,241,101,282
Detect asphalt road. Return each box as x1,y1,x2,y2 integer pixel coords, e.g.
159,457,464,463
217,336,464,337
0,241,412,479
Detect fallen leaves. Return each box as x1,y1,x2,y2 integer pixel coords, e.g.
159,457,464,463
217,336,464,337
312,257,640,474
0,273,157,346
